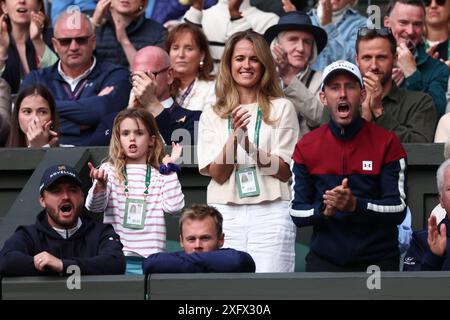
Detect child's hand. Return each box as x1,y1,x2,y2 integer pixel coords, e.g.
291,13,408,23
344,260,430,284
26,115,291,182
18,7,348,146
88,162,108,193
162,142,182,165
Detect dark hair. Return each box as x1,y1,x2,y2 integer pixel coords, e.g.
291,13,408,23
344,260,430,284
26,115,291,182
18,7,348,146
179,204,223,237
356,28,397,56
165,23,214,97
385,0,425,17
7,85,59,147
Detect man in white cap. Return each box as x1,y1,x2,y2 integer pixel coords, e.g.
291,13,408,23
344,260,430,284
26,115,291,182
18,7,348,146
289,60,408,272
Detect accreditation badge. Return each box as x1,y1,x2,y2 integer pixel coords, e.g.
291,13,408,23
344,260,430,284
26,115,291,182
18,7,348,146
236,167,260,198
123,198,147,229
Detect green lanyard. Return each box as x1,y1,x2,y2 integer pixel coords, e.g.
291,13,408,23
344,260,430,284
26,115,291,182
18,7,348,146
123,165,151,197
228,108,262,148
424,38,450,60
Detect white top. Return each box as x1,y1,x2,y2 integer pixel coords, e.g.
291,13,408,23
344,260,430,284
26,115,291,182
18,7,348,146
434,112,450,143
197,98,299,204
85,163,185,258
176,78,216,112
184,0,279,72
431,203,447,224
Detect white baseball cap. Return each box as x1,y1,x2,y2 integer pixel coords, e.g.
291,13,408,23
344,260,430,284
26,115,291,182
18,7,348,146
321,60,363,91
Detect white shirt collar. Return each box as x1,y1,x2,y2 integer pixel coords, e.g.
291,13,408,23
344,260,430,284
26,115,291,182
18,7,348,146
161,97,174,109
58,57,97,91
52,217,82,239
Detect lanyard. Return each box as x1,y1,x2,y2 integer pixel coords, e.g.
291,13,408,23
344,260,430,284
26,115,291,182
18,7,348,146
62,79,89,101
177,79,196,108
228,108,262,148
424,38,450,60
123,165,151,197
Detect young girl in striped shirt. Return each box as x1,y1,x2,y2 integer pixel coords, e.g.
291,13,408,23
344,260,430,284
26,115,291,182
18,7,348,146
85,108,185,274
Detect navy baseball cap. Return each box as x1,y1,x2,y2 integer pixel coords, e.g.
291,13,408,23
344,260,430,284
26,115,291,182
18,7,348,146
39,164,82,194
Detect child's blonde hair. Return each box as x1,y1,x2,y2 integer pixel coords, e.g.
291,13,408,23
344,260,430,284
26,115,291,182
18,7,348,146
108,108,165,183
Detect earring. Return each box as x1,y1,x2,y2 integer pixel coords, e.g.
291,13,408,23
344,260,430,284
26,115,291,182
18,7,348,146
199,60,204,68
139,6,143,10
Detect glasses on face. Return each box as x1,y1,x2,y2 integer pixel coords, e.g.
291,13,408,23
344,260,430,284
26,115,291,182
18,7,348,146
425,0,446,6
128,66,170,84
357,27,392,38
54,35,93,47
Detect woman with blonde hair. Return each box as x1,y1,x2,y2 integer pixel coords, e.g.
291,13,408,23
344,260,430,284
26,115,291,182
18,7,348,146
91,0,167,68
197,30,299,272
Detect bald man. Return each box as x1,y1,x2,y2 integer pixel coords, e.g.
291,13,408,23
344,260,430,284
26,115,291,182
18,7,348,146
91,46,200,146
21,12,131,146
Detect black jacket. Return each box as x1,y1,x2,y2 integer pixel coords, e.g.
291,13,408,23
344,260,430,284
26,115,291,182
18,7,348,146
0,210,126,276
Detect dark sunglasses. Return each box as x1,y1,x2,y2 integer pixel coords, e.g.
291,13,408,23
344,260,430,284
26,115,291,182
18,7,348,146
357,27,392,37
128,66,170,84
54,35,92,47
425,0,446,6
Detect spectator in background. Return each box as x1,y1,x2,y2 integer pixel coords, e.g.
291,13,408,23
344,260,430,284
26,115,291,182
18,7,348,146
424,0,450,68
166,23,215,112
6,85,62,148
355,27,436,143
404,158,450,271
21,11,131,146
429,138,450,222
0,77,11,147
147,0,217,25
264,10,327,138
91,0,167,69
142,204,255,273
290,61,407,272
183,0,279,72
307,0,367,71
51,0,97,25
90,46,201,146
0,0,58,94
384,0,449,119
0,164,126,276
197,31,299,272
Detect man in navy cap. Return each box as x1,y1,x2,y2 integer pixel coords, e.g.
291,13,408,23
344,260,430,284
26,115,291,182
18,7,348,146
264,11,328,138
0,164,126,276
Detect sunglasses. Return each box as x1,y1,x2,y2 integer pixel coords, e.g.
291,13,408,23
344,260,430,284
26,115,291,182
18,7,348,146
54,35,93,47
128,66,170,84
425,0,446,6
357,27,392,37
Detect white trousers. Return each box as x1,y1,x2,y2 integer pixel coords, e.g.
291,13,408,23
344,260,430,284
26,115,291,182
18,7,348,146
212,200,296,272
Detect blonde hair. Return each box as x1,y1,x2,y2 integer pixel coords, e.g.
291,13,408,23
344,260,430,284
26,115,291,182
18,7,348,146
214,30,282,125
107,108,165,183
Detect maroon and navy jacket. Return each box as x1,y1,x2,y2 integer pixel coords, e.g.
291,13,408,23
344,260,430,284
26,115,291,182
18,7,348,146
290,117,407,266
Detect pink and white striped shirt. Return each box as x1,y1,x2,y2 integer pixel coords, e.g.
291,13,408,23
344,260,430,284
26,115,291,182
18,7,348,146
85,163,185,258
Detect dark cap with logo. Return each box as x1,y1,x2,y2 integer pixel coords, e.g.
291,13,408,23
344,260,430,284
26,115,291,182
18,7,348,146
39,164,82,194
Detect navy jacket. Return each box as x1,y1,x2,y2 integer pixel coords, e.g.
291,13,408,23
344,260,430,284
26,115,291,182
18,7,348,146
21,60,131,146
2,28,54,94
290,117,408,267
0,210,126,276
403,217,450,271
95,13,167,68
89,100,201,146
142,248,256,274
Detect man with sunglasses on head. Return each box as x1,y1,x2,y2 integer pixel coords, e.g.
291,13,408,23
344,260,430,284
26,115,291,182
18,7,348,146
424,0,450,68
20,11,131,147
90,45,200,146
384,0,449,119
355,27,436,143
